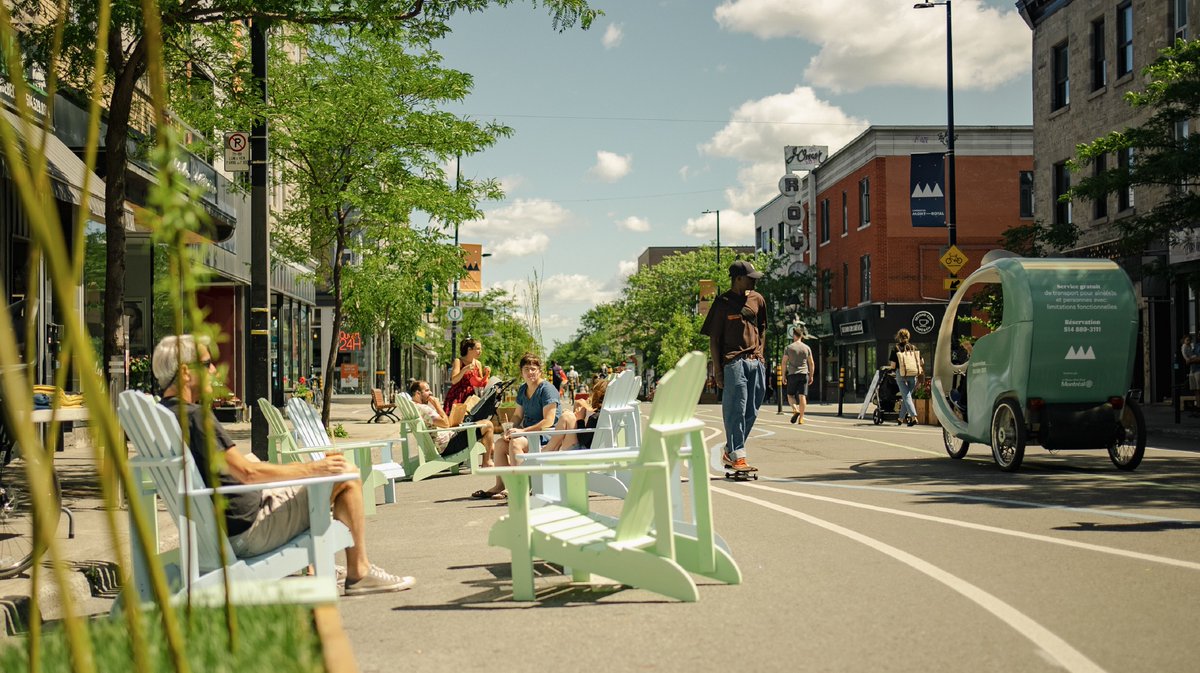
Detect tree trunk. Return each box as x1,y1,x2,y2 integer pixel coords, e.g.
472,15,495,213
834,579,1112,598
320,218,347,427
101,44,147,380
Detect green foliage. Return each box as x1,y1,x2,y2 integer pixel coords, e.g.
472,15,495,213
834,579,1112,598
657,311,706,374
442,287,538,378
0,605,324,673
1066,38,1200,254
331,423,349,438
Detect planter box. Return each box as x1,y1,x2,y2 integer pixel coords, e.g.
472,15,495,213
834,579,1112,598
914,398,940,427
213,404,244,424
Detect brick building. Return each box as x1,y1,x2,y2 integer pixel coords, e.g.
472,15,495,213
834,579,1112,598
755,126,1033,402
1018,0,1200,403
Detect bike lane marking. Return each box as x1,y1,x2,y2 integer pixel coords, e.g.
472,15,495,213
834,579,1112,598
714,485,1110,673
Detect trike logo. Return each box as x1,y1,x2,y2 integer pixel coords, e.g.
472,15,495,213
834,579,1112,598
1065,346,1096,360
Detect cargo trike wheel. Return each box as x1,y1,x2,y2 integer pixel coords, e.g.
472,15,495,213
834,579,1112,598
1108,400,1146,471
943,427,969,459
990,399,1026,472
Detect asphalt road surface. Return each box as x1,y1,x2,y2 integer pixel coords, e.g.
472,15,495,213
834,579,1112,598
337,402,1200,673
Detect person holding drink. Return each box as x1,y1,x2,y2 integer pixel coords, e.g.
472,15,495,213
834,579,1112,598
470,353,560,500
444,338,491,416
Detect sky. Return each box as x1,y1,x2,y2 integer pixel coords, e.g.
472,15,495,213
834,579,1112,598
431,0,1034,350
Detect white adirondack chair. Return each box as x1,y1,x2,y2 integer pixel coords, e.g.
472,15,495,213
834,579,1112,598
515,369,642,505
286,397,405,506
480,352,741,602
118,391,356,605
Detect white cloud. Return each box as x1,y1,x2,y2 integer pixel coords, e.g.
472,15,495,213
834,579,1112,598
700,86,869,210
602,23,624,49
498,174,526,195
543,274,619,305
617,260,638,278
491,233,550,258
714,0,1029,93
683,210,756,243
460,198,572,261
616,215,651,232
588,150,633,182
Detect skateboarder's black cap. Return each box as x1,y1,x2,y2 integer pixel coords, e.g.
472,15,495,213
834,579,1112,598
729,260,763,280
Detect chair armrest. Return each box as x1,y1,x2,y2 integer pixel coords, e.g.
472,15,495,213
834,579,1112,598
519,447,640,464
186,471,359,497
474,461,634,477
329,439,393,451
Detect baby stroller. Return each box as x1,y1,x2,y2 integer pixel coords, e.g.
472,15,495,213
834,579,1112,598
439,377,516,457
870,367,901,425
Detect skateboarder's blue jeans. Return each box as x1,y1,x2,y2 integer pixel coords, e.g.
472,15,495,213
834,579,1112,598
722,357,765,460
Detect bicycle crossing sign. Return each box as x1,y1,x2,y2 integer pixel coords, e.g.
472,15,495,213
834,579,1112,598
940,245,968,274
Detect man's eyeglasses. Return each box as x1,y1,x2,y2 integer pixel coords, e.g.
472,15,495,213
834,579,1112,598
198,359,215,369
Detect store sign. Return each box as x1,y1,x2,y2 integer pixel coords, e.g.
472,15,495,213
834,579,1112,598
912,310,936,335
340,363,359,389
0,77,49,124
838,321,864,337
338,331,362,352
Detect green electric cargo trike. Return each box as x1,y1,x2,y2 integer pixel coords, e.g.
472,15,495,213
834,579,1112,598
932,252,1147,472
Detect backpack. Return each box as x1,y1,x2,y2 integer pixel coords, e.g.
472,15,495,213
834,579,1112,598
897,346,923,377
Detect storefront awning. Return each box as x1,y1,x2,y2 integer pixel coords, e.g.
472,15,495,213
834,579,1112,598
1,109,106,222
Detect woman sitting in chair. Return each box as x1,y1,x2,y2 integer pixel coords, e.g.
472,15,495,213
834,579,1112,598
543,377,609,451
471,353,559,500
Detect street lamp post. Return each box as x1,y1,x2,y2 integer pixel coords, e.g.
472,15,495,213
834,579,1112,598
914,0,956,248
702,208,721,273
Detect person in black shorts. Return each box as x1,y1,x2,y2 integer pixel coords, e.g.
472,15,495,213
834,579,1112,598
783,324,815,424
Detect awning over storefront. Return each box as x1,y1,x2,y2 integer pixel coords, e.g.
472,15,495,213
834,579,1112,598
1,109,106,222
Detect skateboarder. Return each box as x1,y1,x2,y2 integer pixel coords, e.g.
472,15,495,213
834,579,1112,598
700,260,768,475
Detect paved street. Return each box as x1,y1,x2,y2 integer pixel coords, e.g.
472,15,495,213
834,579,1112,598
3,399,1199,673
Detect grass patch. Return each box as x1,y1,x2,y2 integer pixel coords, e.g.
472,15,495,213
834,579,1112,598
0,604,325,672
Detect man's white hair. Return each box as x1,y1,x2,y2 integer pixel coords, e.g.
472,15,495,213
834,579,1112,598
152,334,210,390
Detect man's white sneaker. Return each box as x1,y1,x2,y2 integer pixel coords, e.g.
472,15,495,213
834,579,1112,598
344,564,415,596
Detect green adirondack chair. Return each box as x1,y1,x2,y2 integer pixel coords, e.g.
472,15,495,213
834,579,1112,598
256,398,382,515
480,351,741,602
286,397,404,505
393,393,487,482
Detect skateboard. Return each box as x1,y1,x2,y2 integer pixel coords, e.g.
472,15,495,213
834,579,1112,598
724,466,759,481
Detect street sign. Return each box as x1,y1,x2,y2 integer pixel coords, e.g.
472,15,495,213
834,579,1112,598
459,301,484,308
944,277,962,291
447,306,463,321
940,245,968,274
224,131,250,172
778,174,801,198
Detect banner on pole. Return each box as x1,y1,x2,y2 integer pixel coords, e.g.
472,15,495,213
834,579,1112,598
910,152,946,228
461,243,482,292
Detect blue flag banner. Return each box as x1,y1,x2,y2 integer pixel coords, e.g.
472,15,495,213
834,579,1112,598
910,152,946,228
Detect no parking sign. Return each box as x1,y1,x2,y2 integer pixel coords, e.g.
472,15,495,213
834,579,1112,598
224,131,250,172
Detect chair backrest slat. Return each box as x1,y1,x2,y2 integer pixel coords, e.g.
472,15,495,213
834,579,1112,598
119,391,229,570
286,398,333,450
394,393,439,461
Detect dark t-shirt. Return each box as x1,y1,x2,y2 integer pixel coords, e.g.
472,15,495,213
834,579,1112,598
576,413,601,449
700,289,769,363
159,397,259,536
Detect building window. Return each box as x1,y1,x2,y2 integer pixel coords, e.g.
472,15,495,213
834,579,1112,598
1091,18,1106,91
1019,170,1034,218
1117,2,1133,78
1052,41,1070,110
858,177,871,226
859,255,871,303
841,191,848,235
777,222,785,251
1053,161,1072,225
842,262,849,307
1093,153,1108,219
1174,0,1188,41
1117,147,1134,211
822,269,833,311
820,198,830,243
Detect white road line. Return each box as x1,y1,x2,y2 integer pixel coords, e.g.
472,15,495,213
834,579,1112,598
737,481,1200,570
714,485,1110,673
773,479,1193,523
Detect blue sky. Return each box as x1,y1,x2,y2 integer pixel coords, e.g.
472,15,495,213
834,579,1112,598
432,0,1033,349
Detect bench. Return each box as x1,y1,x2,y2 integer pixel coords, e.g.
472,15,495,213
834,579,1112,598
369,388,399,424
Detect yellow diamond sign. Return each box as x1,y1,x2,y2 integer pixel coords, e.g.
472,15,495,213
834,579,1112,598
940,245,968,274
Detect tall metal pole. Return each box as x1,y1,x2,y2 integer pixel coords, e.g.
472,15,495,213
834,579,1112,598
248,20,271,459
945,0,957,247
703,208,722,288
449,156,461,361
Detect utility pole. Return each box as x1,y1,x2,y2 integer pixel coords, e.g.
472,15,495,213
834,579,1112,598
449,155,461,357
248,19,271,459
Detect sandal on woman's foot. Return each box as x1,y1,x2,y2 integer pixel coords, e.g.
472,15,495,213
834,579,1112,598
470,489,501,500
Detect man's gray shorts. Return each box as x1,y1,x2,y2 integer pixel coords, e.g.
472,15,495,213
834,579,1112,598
228,485,311,558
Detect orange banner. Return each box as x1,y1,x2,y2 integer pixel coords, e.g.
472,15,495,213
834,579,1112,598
698,279,717,316
461,243,483,292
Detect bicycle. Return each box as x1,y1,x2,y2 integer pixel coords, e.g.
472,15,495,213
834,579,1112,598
0,412,63,579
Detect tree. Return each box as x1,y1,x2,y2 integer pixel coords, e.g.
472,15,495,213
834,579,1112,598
444,287,539,379
16,0,599,378
1067,38,1200,254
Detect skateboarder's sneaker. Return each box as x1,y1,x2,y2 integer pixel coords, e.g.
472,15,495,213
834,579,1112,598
730,457,754,471
721,453,735,468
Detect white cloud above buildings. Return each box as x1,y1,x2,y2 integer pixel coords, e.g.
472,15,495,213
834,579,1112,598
588,150,633,182
714,0,1030,93
461,198,572,260
616,215,651,232
602,23,624,49
683,210,755,242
